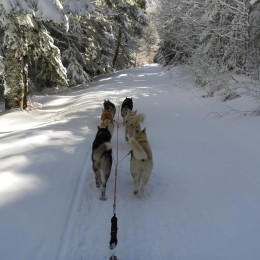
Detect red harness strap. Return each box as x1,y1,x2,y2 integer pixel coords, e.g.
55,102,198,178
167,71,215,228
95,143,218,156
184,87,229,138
113,106,120,213
109,106,120,252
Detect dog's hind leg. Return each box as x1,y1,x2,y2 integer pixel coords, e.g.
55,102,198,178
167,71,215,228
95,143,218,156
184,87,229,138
142,166,152,186
133,181,139,195
92,154,102,188
100,185,106,200
138,164,152,197
125,125,129,142
130,159,139,195
92,162,101,188
100,152,112,200
133,174,143,196
109,123,114,137
132,170,142,196
138,177,147,197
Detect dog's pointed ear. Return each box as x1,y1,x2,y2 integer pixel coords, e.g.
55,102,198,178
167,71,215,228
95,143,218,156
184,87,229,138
142,127,146,134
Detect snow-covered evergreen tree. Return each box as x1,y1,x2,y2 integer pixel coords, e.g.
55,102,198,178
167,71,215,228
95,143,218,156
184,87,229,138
190,0,249,94
44,0,147,86
97,0,147,70
0,0,147,110
248,0,260,78
156,0,254,95
156,0,203,65
136,3,159,65
0,0,93,109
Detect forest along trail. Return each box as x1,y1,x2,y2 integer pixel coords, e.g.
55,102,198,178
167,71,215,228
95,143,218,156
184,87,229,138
59,64,260,260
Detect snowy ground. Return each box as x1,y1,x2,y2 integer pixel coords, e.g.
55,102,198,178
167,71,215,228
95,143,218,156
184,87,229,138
0,64,260,260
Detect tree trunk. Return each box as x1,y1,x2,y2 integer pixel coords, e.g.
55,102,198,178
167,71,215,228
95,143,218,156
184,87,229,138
4,48,28,110
112,27,122,68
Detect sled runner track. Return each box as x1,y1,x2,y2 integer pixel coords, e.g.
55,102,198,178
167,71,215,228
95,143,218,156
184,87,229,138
56,145,92,260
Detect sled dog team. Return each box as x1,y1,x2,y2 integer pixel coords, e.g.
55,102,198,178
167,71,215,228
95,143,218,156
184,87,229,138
91,98,153,200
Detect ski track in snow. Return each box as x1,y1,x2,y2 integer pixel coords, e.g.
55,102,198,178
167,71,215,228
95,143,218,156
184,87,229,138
56,145,92,260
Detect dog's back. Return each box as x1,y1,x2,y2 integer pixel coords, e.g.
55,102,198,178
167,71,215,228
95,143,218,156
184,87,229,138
121,97,133,112
100,109,114,136
92,127,111,150
103,100,116,117
128,128,153,196
121,97,133,124
92,127,112,200
101,109,113,121
125,111,145,141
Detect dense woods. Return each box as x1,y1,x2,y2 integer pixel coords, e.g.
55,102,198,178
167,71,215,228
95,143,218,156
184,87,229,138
0,0,147,109
1,0,260,110
155,0,260,96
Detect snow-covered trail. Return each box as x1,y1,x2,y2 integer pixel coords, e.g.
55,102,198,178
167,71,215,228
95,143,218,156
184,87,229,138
0,64,260,260
59,65,260,260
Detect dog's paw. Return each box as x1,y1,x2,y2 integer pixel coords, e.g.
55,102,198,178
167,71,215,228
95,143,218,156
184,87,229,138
100,195,107,200
100,187,107,200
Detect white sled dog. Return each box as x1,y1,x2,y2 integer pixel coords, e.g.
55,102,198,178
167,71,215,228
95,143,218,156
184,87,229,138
128,128,153,197
125,110,145,142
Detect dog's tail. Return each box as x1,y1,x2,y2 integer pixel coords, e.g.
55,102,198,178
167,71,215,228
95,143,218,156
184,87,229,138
136,113,145,124
92,142,112,162
129,137,147,160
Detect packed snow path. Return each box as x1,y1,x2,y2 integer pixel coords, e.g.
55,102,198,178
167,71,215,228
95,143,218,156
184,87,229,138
0,65,260,260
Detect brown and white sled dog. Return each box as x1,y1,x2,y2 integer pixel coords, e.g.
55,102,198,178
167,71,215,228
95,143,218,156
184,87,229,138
100,108,114,136
103,99,116,118
128,128,153,197
125,110,145,142
92,126,112,200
